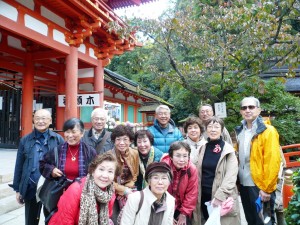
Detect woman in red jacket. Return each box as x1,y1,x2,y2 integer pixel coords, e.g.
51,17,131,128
161,141,198,225
49,152,118,225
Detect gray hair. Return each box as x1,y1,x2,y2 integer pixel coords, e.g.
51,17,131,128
91,108,108,118
155,105,171,114
240,96,260,107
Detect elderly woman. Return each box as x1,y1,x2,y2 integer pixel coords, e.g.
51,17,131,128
120,162,175,225
134,130,163,191
183,117,206,165
161,141,198,225
40,118,96,216
109,124,139,223
193,117,240,225
48,152,118,225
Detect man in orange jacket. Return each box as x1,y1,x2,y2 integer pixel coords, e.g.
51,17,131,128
235,96,281,225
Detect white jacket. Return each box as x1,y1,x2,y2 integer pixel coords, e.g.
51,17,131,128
120,186,175,225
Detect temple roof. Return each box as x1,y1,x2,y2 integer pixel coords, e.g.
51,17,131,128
107,0,157,9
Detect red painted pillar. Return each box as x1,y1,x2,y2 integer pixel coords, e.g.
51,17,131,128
56,62,65,131
65,46,78,120
21,53,34,136
94,60,104,107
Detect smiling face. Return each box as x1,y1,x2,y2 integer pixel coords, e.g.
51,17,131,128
148,172,170,199
92,111,107,133
206,121,222,141
240,98,261,124
114,135,131,154
199,105,214,122
64,125,84,146
187,123,201,142
155,108,170,128
136,136,152,156
92,160,116,189
171,147,189,169
33,109,52,132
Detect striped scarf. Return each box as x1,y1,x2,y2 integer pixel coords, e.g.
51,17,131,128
59,141,86,178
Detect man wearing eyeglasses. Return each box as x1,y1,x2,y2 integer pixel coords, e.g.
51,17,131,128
148,105,183,153
198,104,233,145
82,107,113,154
11,109,64,225
235,96,281,225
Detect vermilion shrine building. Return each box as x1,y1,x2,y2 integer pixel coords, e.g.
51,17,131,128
0,0,165,148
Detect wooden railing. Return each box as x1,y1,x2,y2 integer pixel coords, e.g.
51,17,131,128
282,144,300,168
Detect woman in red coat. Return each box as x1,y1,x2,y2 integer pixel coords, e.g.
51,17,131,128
161,141,199,225
49,152,118,225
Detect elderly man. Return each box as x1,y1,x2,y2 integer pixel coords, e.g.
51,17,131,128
148,105,183,153
235,96,281,225
11,109,64,225
199,104,233,145
82,107,113,154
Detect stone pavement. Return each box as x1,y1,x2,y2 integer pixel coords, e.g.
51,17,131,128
0,148,247,225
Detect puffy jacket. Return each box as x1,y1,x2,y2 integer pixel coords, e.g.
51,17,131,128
235,116,281,193
161,155,198,217
148,119,183,153
11,129,64,199
49,177,115,225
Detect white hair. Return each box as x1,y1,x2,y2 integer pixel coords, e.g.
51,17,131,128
91,108,108,118
240,96,260,107
155,105,171,114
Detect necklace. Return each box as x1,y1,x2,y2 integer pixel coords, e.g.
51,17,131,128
69,148,79,161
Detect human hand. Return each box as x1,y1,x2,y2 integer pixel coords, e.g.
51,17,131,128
177,214,186,225
173,219,178,225
51,168,63,177
124,188,133,196
212,198,222,207
259,190,271,202
16,192,24,205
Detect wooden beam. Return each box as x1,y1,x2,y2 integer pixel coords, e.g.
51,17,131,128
32,50,66,60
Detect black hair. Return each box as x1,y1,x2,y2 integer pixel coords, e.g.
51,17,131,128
63,118,84,133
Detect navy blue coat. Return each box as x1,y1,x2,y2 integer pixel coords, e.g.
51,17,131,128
11,130,64,200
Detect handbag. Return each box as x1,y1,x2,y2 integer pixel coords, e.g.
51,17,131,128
38,147,73,212
39,175,73,212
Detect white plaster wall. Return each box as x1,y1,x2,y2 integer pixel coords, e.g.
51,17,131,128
115,92,125,100
78,68,93,78
104,88,113,97
53,29,68,46
16,0,34,11
41,6,66,29
89,48,96,59
25,15,48,36
136,99,143,104
78,44,86,54
79,83,93,91
0,1,18,21
127,96,135,103
7,36,25,51
90,36,95,45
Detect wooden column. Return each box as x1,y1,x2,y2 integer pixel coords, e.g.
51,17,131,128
56,61,65,131
65,46,78,120
94,60,104,107
21,53,34,136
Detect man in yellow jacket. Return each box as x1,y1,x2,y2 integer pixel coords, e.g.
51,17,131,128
235,96,281,225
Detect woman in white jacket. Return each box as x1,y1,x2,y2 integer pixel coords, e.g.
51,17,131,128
120,162,175,225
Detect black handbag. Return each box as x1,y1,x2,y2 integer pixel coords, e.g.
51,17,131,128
38,147,73,213
38,175,72,212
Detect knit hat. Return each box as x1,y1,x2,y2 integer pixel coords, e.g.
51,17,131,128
145,162,173,181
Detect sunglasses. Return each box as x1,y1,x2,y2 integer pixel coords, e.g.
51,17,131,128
240,105,257,111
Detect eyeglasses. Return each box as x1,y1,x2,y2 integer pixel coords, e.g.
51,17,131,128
151,175,169,183
173,154,189,159
92,117,106,122
115,137,130,143
34,117,50,122
240,105,257,111
157,112,170,116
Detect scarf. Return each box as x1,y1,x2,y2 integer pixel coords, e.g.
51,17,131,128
79,174,114,225
139,147,155,189
59,141,86,178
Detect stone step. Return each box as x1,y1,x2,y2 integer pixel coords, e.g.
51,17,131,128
0,195,23,216
0,173,13,185
0,182,14,200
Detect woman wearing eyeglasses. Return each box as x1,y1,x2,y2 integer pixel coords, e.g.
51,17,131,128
120,162,175,225
108,124,139,224
192,116,241,225
161,141,198,225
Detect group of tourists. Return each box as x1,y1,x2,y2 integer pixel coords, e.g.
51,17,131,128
11,96,281,225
